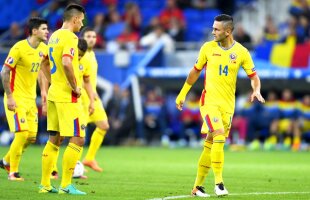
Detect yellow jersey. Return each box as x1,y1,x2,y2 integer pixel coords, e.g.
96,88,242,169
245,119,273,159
3,39,47,100
81,50,98,104
79,54,91,88
47,29,80,103
195,41,256,113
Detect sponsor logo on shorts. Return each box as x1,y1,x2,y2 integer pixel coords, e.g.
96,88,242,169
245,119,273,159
79,64,83,70
213,117,218,123
20,118,25,123
81,124,86,130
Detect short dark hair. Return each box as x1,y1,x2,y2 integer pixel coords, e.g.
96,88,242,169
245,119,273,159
78,38,88,52
214,14,234,31
63,4,85,21
28,17,48,35
80,26,95,37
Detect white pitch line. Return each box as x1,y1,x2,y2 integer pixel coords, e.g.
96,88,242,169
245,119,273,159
147,191,310,200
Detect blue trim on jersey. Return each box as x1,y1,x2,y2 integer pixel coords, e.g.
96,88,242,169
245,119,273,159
217,40,236,50
26,38,39,49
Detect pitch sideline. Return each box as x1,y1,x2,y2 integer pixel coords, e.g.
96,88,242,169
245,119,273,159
147,191,310,200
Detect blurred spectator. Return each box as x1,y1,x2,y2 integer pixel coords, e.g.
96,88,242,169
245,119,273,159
234,24,252,50
230,93,249,148
263,15,280,42
180,92,202,147
3,22,25,47
299,14,310,42
105,10,126,40
289,0,310,18
140,25,175,53
92,13,107,48
159,0,185,31
142,17,161,36
123,2,142,32
143,87,167,144
106,87,135,145
292,94,310,151
116,25,140,52
167,17,184,42
40,1,63,30
273,89,298,149
280,15,305,43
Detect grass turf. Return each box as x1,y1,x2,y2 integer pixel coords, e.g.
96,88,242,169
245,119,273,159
0,146,309,200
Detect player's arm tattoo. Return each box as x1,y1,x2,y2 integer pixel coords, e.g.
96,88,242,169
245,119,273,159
1,65,12,96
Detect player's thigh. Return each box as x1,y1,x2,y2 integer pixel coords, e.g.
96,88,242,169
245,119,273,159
200,105,223,134
47,100,59,132
26,99,38,133
89,99,108,123
4,96,29,132
56,102,86,137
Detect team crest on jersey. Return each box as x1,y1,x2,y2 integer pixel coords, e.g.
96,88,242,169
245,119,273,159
229,53,237,64
20,118,25,123
195,58,198,64
6,57,14,64
39,51,44,57
79,64,83,70
70,48,75,56
213,117,219,123
81,124,86,130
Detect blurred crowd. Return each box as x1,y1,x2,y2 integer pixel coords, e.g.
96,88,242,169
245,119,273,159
2,0,310,51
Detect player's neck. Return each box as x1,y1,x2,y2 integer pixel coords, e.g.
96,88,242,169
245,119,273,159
87,48,93,52
27,36,40,49
61,22,74,32
219,37,234,49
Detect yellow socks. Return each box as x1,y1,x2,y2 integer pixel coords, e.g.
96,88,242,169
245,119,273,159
4,131,36,166
84,128,106,161
10,131,28,173
211,135,226,184
61,143,83,188
52,150,60,173
41,141,59,187
194,140,212,187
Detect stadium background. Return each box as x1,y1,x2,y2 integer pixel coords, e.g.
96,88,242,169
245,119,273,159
0,0,309,150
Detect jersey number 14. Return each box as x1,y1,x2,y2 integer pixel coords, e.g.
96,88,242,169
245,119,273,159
219,65,228,76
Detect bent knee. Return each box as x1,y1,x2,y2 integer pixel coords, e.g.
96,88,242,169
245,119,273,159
97,121,109,130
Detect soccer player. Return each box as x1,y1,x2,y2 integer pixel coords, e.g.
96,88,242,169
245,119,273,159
80,27,110,172
0,17,49,181
175,14,265,197
38,4,87,194
50,38,95,180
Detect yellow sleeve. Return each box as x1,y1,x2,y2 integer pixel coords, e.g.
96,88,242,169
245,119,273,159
4,43,20,69
194,43,208,71
80,58,91,77
63,35,78,60
241,50,256,78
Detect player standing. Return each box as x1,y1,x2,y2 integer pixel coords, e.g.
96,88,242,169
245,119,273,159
0,17,49,181
39,4,87,194
175,14,265,197
80,27,109,172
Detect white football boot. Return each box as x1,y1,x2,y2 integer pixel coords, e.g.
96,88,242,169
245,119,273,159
192,186,210,197
214,183,229,196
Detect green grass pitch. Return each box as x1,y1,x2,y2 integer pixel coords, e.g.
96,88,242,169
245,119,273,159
0,146,309,200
